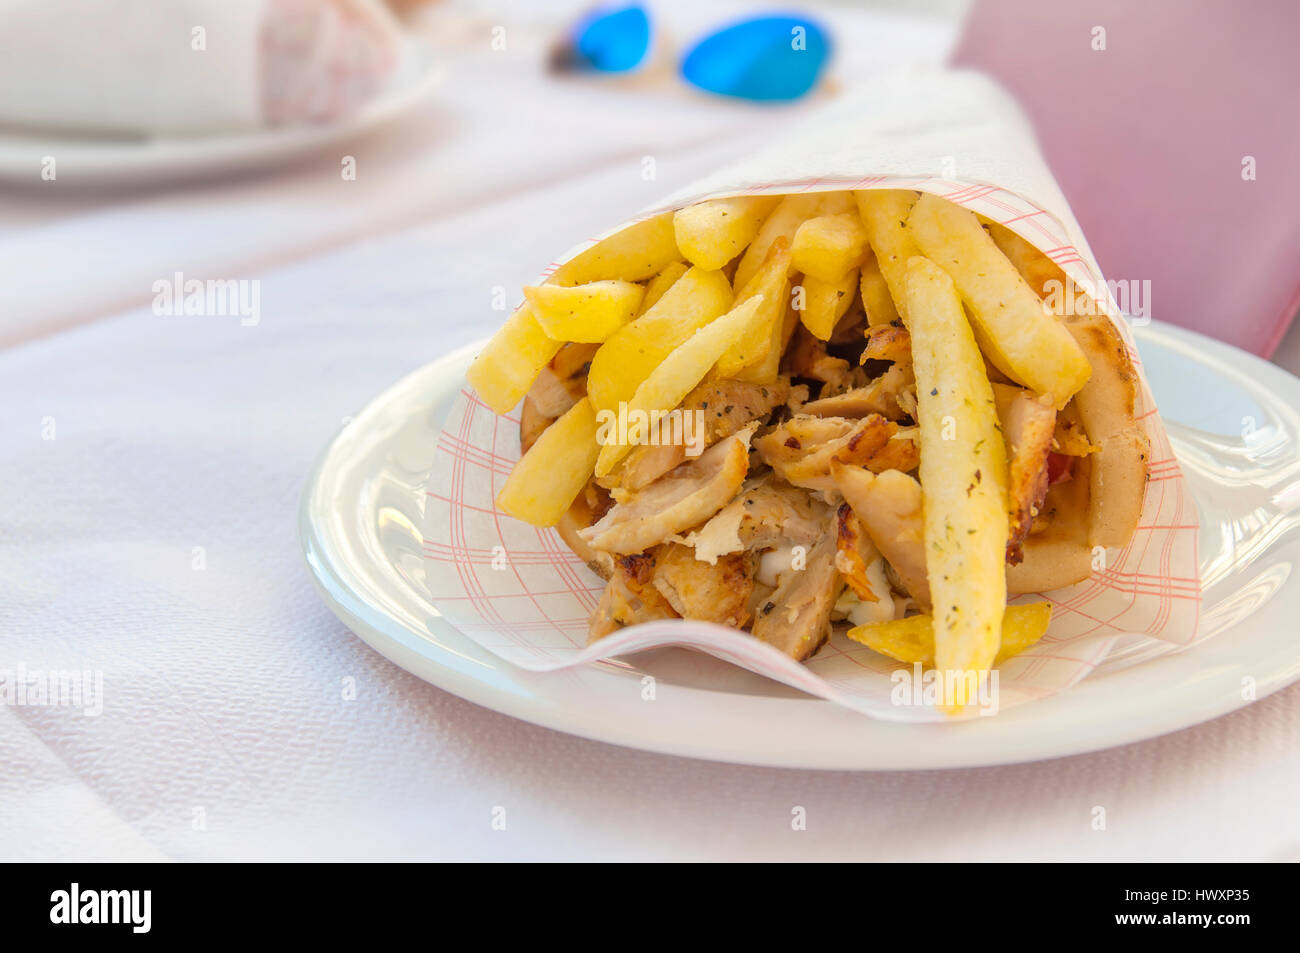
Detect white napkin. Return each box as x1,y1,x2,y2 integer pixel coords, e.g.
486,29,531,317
0,0,403,135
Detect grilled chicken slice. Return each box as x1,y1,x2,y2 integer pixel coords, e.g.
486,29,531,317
834,503,880,602
751,523,844,660
551,341,600,379
683,473,831,564
801,369,911,421
520,343,598,453
588,552,678,642
1053,402,1098,457
861,321,912,365
616,377,789,491
651,543,755,629
795,321,917,421
783,326,864,396
992,382,1058,565
831,462,931,611
754,414,917,496
581,426,754,555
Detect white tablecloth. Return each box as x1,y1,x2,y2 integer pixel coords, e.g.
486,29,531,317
4,0,1299,862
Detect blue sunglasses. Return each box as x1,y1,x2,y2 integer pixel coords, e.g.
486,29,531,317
555,5,832,102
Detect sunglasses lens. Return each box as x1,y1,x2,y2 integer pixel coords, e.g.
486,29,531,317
571,5,652,72
681,15,830,101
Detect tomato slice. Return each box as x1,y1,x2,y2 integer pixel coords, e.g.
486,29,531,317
1047,451,1075,485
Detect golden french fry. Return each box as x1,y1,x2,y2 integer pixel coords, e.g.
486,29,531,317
586,266,733,413
858,252,899,326
814,190,857,215
791,212,869,283
733,193,822,290
907,193,1091,408
551,211,683,286
717,237,792,378
639,260,689,315
497,397,600,526
673,195,781,271
905,255,1009,707
847,602,1053,666
594,295,766,477
524,280,645,343
983,218,1071,302
855,189,921,323
739,296,800,387
466,302,563,414
798,268,858,340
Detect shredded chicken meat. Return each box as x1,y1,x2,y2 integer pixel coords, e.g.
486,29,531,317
588,552,678,642
581,426,754,555
992,383,1058,564
543,297,940,661
651,543,756,629
615,377,788,491
750,520,845,660
753,414,918,497
832,462,931,611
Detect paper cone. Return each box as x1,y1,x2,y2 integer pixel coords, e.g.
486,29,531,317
422,69,1200,721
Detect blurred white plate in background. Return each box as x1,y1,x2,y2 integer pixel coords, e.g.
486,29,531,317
0,36,441,189
300,322,1300,770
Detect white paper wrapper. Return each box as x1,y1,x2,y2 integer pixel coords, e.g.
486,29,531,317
423,69,1201,721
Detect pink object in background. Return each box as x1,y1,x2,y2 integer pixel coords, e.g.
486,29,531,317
954,0,1300,357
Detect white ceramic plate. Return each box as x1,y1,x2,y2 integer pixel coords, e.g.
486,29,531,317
0,37,441,188
299,322,1300,770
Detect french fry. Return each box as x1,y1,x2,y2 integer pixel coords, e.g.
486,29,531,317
907,193,1091,408
798,268,859,341
814,190,857,215
586,266,733,413
673,195,781,271
551,211,683,285
983,218,1071,302
639,261,689,315
471,213,682,413
733,193,822,290
740,296,801,387
847,602,1052,666
905,255,1009,707
497,397,600,527
717,237,792,379
595,295,767,477
466,302,563,414
855,189,922,323
791,212,869,283
858,251,899,326
524,280,645,343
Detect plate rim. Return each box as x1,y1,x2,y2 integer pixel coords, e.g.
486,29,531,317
0,36,442,186
299,323,1300,770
